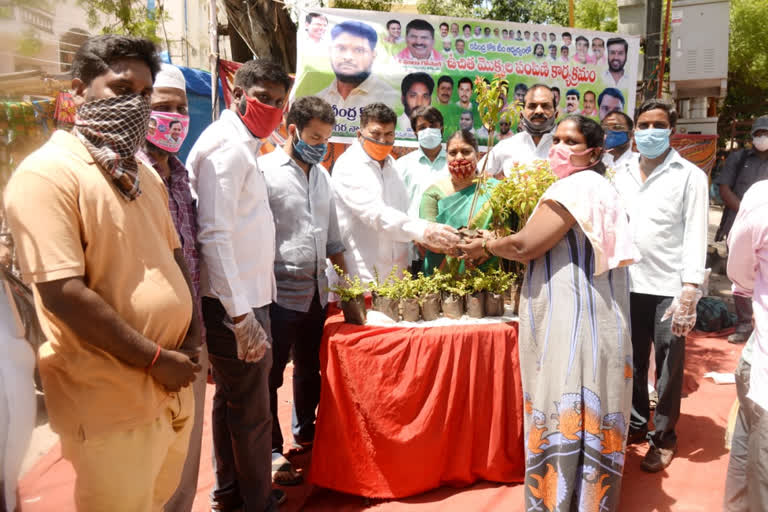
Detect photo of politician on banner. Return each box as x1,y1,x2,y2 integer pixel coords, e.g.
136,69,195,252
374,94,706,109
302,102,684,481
291,8,641,148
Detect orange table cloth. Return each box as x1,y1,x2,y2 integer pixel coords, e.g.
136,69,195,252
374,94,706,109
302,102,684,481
309,309,525,498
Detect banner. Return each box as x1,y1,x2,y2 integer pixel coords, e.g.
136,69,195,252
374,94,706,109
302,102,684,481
293,8,641,148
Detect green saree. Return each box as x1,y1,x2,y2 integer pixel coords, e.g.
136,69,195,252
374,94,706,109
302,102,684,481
419,178,500,275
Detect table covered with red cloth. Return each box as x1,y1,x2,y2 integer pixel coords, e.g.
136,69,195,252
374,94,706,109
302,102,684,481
309,308,525,498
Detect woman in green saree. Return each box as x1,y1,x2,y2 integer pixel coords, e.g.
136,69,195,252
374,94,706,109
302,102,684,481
419,129,499,275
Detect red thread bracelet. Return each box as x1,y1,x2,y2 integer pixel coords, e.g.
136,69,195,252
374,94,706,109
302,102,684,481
147,345,162,371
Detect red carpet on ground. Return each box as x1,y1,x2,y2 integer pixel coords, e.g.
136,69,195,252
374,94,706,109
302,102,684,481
18,333,744,511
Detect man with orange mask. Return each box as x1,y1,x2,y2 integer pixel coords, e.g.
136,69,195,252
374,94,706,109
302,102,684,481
186,58,290,511
332,103,460,284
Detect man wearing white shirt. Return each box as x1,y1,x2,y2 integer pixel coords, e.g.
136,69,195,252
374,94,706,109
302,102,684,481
317,21,399,116
332,103,459,283
186,59,290,511
601,110,638,169
481,84,557,178
613,99,708,474
602,37,632,90
395,106,448,272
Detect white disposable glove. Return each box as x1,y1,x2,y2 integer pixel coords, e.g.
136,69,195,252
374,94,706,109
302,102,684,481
223,311,270,362
661,284,703,337
422,223,460,253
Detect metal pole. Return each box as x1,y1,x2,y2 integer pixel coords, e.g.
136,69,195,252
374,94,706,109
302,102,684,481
643,0,663,100
209,0,219,122
657,0,672,98
569,0,575,27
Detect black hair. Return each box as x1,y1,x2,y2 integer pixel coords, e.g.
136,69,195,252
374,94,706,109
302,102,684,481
533,43,545,54
550,86,560,94
584,90,596,100
606,37,628,53
331,21,378,50
306,12,326,24
386,19,400,29
409,105,444,132
549,44,557,50
440,22,449,29
636,98,678,128
286,96,335,132
455,38,465,46
72,34,161,86
514,83,528,94
457,77,473,89
360,102,396,127
234,58,292,93
447,129,479,152
559,114,606,174
563,32,572,38
401,72,434,96
566,88,580,99
462,24,471,31
484,27,491,34
405,19,434,38
525,84,554,107
561,45,569,52
575,35,588,45
524,30,530,35
602,110,634,130
598,87,625,108
168,120,181,128
592,37,604,44
437,75,454,87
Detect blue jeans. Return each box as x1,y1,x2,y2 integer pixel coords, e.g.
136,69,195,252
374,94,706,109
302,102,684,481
203,298,276,512
269,292,326,455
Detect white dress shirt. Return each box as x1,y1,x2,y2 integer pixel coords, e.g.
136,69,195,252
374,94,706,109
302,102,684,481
602,69,633,91
480,130,554,176
613,149,709,297
395,146,448,219
186,109,276,318
332,140,429,283
259,146,345,312
316,75,400,116
602,149,638,169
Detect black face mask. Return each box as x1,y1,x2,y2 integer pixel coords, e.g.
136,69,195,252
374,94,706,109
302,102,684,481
520,113,555,136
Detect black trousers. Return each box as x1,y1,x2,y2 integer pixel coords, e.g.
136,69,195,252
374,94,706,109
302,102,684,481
629,292,685,450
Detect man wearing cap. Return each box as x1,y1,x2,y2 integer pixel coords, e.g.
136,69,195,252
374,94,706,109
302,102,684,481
715,115,768,344
317,20,399,114
137,63,206,512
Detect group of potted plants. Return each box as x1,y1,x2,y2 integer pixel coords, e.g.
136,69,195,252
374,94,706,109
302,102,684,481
330,266,517,325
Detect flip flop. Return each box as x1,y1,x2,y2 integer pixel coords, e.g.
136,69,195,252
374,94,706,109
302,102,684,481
271,458,304,486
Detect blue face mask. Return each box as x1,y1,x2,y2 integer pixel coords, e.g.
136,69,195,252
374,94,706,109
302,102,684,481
634,128,671,159
417,127,443,150
293,133,328,164
604,130,630,150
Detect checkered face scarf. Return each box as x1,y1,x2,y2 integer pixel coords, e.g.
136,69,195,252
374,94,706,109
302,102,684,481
74,94,151,201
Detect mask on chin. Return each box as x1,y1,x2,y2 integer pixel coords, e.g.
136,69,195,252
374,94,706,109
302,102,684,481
360,134,393,161
520,113,555,136
237,94,283,139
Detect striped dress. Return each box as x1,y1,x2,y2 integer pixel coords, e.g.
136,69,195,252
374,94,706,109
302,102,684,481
518,174,634,512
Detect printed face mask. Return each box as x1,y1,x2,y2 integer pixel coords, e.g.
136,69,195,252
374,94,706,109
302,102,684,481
634,128,671,159
548,143,596,179
360,134,393,161
293,132,328,164
146,111,190,152
237,94,283,138
448,158,476,179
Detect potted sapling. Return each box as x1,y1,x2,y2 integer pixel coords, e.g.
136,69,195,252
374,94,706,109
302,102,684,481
417,272,442,321
440,273,468,320
396,270,421,322
464,269,489,319
370,267,400,321
484,267,515,317
329,265,367,325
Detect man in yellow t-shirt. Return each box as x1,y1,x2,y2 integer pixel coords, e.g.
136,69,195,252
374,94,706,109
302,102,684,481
3,35,201,512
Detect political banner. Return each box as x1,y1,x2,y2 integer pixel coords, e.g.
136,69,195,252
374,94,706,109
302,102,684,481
292,8,641,148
